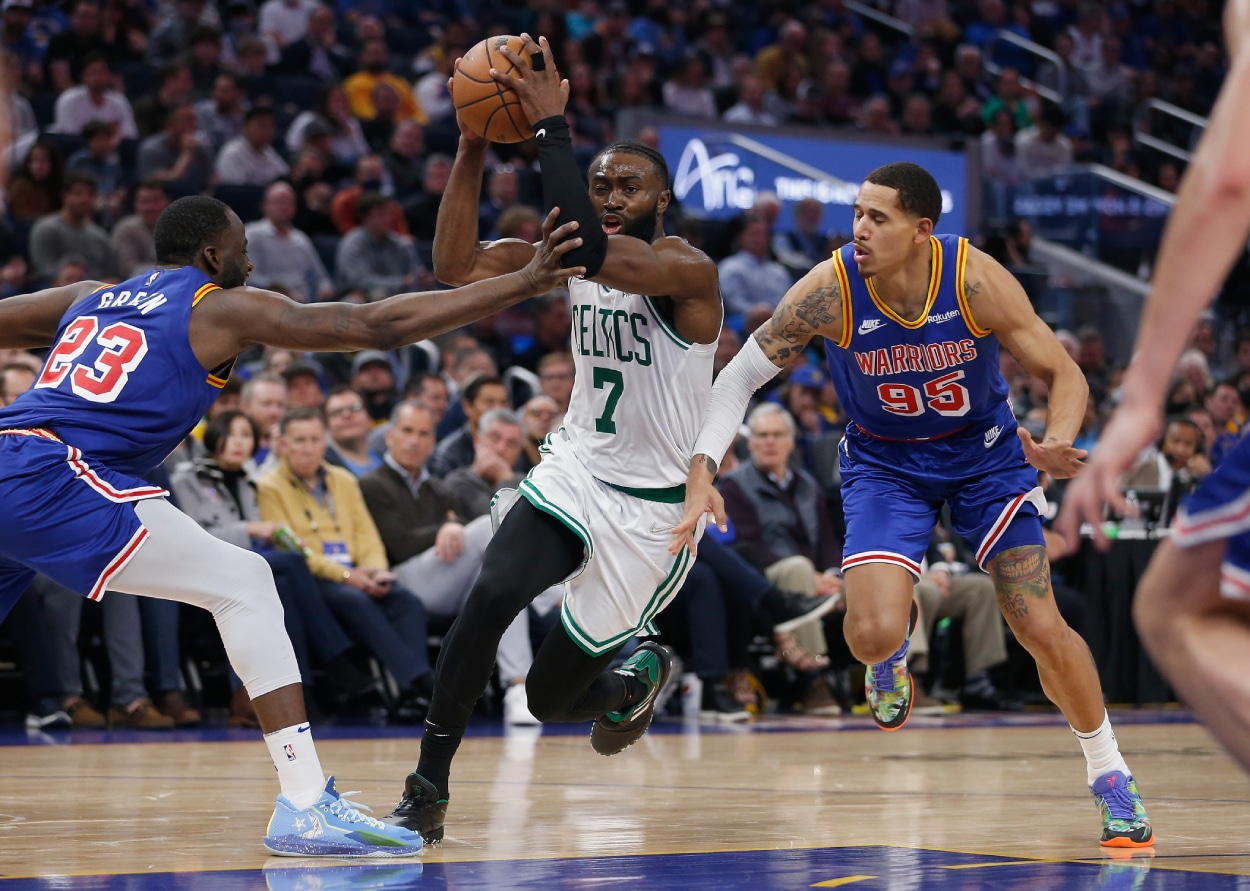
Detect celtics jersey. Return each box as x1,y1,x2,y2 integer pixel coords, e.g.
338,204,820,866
562,277,717,490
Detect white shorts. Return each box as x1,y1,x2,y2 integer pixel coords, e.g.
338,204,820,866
497,429,702,656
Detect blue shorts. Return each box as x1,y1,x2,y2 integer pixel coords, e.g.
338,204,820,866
838,410,1045,579
0,429,166,622
1173,431,1250,599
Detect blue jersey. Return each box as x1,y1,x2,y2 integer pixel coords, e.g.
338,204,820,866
0,267,231,475
823,234,1009,441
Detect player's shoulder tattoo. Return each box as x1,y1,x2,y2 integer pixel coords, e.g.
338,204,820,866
753,274,842,363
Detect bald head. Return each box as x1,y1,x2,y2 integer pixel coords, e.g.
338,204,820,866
263,181,296,228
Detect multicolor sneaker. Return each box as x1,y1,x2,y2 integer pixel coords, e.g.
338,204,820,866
263,777,424,858
384,773,448,844
590,641,675,756
1091,771,1154,848
864,601,919,732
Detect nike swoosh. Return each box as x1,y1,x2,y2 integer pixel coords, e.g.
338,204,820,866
536,128,546,138
297,724,311,733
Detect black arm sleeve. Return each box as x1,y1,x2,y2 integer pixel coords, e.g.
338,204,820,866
533,114,607,277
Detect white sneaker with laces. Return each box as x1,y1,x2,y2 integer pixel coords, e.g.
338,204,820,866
503,683,540,725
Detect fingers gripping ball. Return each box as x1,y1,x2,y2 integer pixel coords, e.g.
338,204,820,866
453,35,538,143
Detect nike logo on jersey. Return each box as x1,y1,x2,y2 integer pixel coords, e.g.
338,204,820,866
983,426,1004,448
927,309,961,324
536,128,546,139
858,318,885,335
297,724,311,733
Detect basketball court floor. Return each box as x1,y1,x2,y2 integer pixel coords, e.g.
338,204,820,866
1,709,1245,889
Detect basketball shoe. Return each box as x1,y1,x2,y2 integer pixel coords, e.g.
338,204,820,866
1091,771,1154,848
384,773,448,844
263,777,424,858
864,601,919,731
590,641,675,756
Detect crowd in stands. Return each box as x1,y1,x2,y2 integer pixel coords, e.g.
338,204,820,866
0,0,1236,728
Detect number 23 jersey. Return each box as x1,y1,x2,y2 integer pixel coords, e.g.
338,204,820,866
563,277,716,489
823,234,1009,441
0,266,231,476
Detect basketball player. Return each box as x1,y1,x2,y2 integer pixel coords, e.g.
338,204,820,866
1058,0,1250,775
383,34,728,842
671,163,1153,848
0,196,583,856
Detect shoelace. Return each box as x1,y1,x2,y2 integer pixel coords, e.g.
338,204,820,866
1098,782,1140,823
325,791,388,830
870,658,897,693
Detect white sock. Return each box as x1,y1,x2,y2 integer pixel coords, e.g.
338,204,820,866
264,722,327,810
1072,711,1131,786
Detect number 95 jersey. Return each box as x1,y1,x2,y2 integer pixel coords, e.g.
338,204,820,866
0,267,230,476
823,235,1009,442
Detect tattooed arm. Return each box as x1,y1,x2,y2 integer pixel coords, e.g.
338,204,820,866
669,263,844,554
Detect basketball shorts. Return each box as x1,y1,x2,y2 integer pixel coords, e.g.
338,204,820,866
1172,431,1250,599
505,428,703,657
838,412,1046,579
0,428,166,622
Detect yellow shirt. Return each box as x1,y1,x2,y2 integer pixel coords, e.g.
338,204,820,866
344,71,426,124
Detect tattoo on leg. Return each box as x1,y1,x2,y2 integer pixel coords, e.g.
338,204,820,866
990,545,1052,620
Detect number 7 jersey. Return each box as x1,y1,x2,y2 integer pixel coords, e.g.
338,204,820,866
823,234,1009,441
0,267,232,476
563,277,716,489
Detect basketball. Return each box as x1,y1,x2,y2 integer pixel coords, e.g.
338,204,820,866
452,35,538,144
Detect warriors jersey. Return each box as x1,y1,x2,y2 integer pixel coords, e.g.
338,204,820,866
823,234,1009,441
562,277,716,489
0,266,232,475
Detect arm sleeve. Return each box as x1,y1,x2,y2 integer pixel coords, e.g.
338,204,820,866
691,336,783,465
533,114,607,276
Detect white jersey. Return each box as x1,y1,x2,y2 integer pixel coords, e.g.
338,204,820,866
562,276,717,490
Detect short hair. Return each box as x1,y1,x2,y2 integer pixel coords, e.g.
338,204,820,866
477,407,521,435
161,60,190,83
240,371,285,403
154,195,233,266
81,51,110,72
81,119,112,142
355,191,390,223
537,352,574,374
202,409,260,457
747,401,797,437
62,171,98,194
389,397,434,426
589,140,671,191
279,404,326,434
863,161,942,225
463,374,505,405
325,385,364,406
244,105,274,124
404,371,443,399
134,178,167,196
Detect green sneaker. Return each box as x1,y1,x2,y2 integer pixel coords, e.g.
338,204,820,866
864,601,918,731
1091,771,1154,848
590,642,674,756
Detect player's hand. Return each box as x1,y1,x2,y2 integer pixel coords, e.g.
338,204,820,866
1017,428,1086,479
1055,401,1163,553
669,471,725,557
434,521,465,562
492,34,568,123
521,208,584,291
447,63,487,147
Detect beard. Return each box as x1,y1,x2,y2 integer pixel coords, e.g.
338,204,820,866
617,199,661,241
219,256,249,290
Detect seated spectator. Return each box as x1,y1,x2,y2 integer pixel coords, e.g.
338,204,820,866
756,19,809,92
133,60,194,137
51,52,137,138
258,0,318,59
257,406,435,722
772,196,829,276
245,181,335,303
718,215,794,318
663,50,717,118
29,172,118,281
723,74,777,126
281,362,326,409
479,163,522,240
334,192,423,298
537,352,575,418
344,38,425,124
359,81,401,152
1205,381,1241,466
287,84,369,168
110,179,167,277
324,386,382,477
137,102,214,193
428,374,509,478
981,66,1032,131
0,360,37,404
360,401,537,725
215,106,290,187
66,120,128,223
1122,415,1211,492
186,24,224,97
146,0,204,65
171,409,380,723
1015,101,1073,181
239,371,288,469
444,407,525,519
331,154,406,235
400,153,451,241
7,138,63,222
383,120,424,200
496,205,542,243
195,72,248,154
350,349,399,422
275,2,352,80
518,394,559,473
1,1,45,87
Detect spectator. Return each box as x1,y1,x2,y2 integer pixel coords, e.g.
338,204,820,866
331,154,406,235
195,72,248,154
857,95,899,136
186,25,225,96
536,352,575,417
496,205,541,242
478,163,521,240
1015,101,1073,181
245,180,335,303
444,407,525,519
282,362,326,409
723,74,777,126
44,0,105,93
239,372,288,467
718,216,794,318
275,2,351,80
932,69,984,137
518,394,559,473
258,0,317,58
344,38,424,124
7,138,63,222
1,0,44,86
981,67,1033,130
133,60,194,137
772,197,828,275
383,120,424,200
136,101,214,193
359,81,401,152
51,52,138,138
980,109,1024,221
28,173,118,281
349,349,399,423
146,0,206,65
401,153,451,241
360,400,537,725
1122,415,1210,491
257,406,435,722
512,291,572,372
99,0,149,69
110,179,168,277
215,106,290,187
756,19,809,92
428,374,509,478
954,43,993,103
324,386,382,477
66,120,128,222
0,360,37,405
663,50,717,119
900,93,934,136
334,192,423,297
287,84,369,168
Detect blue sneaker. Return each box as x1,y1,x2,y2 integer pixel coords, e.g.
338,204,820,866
1091,771,1154,848
864,601,919,731
263,777,424,858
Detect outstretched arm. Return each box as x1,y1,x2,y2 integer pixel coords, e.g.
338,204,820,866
0,281,109,349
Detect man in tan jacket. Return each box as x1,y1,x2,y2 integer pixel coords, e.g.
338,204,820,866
257,405,434,721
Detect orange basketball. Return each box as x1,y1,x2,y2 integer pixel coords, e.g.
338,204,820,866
452,36,538,144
